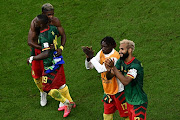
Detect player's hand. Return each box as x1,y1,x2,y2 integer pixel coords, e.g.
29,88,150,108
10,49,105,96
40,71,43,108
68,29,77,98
27,58,30,65
56,48,62,56
81,46,94,59
27,56,34,65
105,58,114,68
105,61,111,71
81,46,90,55
50,44,55,50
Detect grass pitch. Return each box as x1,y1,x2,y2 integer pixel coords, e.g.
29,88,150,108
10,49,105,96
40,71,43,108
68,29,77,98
0,0,180,120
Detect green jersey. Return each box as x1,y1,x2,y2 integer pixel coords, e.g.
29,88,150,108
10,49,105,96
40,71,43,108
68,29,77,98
38,25,59,68
115,57,148,105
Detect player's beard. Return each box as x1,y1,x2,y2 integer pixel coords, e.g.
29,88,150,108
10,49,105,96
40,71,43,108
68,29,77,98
120,51,129,60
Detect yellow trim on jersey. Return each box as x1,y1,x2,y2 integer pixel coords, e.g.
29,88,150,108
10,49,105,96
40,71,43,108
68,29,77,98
127,74,134,79
42,47,50,51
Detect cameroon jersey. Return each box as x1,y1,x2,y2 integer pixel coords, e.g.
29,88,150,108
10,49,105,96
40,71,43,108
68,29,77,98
38,25,59,68
115,57,148,105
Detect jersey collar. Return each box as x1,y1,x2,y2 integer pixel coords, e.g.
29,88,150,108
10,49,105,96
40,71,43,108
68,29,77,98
40,25,50,33
103,49,115,57
124,57,135,65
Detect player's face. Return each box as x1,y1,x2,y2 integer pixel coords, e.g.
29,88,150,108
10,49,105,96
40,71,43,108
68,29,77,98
119,43,129,60
43,10,54,21
101,41,113,54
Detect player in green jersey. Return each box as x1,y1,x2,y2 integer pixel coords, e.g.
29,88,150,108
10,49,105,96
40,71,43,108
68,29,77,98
105,39,148,120
82,37,129,120
27,14,75,118
28,3,67,107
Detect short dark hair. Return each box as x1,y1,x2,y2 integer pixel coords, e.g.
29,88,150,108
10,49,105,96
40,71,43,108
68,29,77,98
101,36,116,48
37,14,49,25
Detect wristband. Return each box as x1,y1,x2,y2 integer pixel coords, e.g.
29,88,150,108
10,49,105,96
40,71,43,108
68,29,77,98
59,45,64,51
29,56,34,63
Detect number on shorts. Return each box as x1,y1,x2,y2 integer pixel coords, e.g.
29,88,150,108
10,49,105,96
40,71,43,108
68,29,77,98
134,117,140,120
121,102,127,110
42,76,48,83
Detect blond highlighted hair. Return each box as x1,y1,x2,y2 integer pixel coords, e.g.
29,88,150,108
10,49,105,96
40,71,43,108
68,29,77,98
120,39,135,52
42,3,54,12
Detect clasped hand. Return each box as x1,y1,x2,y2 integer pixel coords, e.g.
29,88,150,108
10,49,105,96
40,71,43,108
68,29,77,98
105,58,115,70
81,46,94,59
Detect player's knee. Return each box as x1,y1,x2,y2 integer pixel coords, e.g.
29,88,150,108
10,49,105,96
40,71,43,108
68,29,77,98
49,89,61,98
103,113,113,120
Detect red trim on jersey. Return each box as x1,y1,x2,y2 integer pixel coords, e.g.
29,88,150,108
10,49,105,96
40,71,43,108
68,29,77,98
40,26,50,33
42,47,50,51
134,106,147,111
127,74,134,79
124,57,135,65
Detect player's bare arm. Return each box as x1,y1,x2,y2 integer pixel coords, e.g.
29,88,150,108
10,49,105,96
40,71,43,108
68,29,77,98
28,18,42,49
27,50,50,65
33,50,50,60
52,17,66,45
51,17,66,56
105,58,133,86
112,66,132,86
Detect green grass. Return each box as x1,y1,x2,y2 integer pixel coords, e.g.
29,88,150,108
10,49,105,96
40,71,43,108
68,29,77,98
0,0,180,120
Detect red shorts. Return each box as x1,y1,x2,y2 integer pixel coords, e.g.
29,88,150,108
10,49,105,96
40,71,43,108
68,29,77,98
31,49,44,79
127,102,147,120
42,65,66,92
103,91,128,117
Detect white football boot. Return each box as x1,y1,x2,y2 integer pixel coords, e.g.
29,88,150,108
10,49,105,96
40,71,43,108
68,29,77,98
40,92,47,106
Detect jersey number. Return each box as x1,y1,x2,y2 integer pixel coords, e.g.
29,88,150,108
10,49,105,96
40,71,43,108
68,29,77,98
42,76,48,83
134,117,140,120
121,103,127,110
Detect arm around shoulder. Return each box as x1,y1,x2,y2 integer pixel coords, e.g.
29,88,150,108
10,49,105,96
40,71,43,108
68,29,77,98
111,66,133,86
